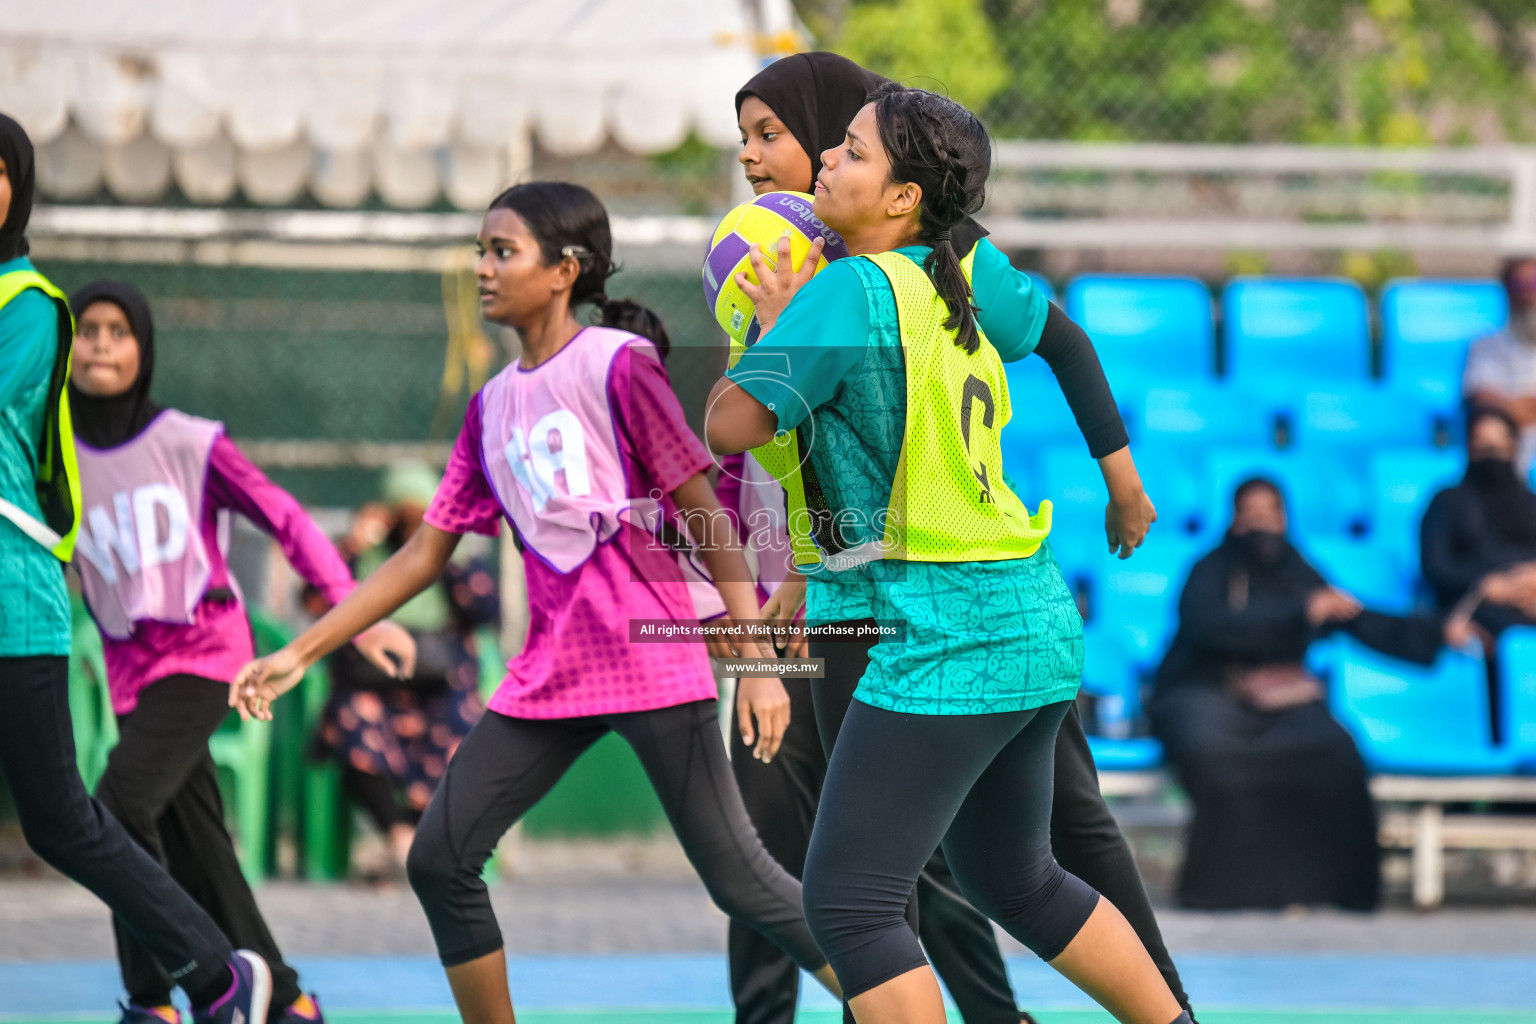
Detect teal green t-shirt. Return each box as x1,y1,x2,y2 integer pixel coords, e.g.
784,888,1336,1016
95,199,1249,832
0,257,72,658
726,241,1081,715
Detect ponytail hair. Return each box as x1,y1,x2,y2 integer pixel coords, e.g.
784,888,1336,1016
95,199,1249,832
487,181,671,359
869,83,991,353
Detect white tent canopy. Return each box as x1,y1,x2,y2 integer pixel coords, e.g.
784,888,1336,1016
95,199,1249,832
1,0,783,209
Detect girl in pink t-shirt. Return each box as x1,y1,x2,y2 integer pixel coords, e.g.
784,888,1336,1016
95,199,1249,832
233,182,838,1022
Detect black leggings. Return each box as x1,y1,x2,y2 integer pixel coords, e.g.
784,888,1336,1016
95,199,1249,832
406,700,826,972
732,676,1022,1024
95,674,303,1008
813,629,1193,1016
0,657,233,1005
803,698,1099,1000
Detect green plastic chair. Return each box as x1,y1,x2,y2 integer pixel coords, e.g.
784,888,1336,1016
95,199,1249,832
67,600,117,789
208,693,272,885
300,656,350,882
243,610,348,882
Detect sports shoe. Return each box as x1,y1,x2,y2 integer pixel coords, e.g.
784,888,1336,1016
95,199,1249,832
272,993,324,1023
118,1003,180,1024
191,950,271,1024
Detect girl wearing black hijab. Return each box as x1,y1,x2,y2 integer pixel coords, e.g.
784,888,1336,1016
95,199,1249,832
66,279,414,1024
0,117,274,1024
720,55,1194,1024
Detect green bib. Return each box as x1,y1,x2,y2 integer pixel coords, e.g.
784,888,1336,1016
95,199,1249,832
0,269,82,562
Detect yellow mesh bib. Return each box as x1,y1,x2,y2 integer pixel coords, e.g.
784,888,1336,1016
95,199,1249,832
863,249,1051,562
0,269,81,562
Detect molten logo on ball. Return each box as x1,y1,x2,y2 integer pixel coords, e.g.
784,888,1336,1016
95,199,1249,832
702,191,850,352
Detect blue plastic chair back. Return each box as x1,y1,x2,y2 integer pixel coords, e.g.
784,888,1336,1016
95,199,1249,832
1497,628,1536,767
1205,446,1368,539
1332,639,1515,774
1002,357,1082,451
1223,277,1371,388
1038,446,1109,572
1369,449,1463,553
1066,275,1215,383
1292,386,1435,450
1381,279,1506,401
1122,383,1274,448
1128,440,1213,541
1092,536,1206,667
1299,537,1410,613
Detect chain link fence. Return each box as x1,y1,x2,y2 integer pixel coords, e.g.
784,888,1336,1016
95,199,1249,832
820,0,1536,146
32,250,726,509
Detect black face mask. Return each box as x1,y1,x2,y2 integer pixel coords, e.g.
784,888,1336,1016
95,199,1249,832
1234,529,1288,569
1465,457,1519,493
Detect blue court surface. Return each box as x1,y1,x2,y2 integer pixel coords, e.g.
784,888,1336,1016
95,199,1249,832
2,953,1534,1022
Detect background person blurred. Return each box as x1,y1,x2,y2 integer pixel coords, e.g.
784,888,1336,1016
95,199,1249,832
306,462,496,874
1464,257,1536,472
1422,405,1536,639
1150,478,1443,911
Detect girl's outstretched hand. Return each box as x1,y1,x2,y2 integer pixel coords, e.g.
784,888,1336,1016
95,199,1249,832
230,646,307,721
736,232,824,333
737,674,791,763
353,620,417,679
1105,490,1157,559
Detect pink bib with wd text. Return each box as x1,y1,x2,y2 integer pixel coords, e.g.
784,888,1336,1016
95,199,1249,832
74,411,224,641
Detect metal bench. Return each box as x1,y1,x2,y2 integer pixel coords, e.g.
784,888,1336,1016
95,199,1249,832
1372,775,1536,909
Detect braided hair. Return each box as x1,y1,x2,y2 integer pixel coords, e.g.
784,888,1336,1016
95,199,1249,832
488,182,671,358
869,83,991,353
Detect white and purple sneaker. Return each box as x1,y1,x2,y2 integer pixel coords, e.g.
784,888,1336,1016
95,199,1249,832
192,951,271,1024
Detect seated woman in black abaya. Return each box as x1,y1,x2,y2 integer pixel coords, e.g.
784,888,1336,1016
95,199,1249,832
1150,478,1443,911
1422,405,1536,639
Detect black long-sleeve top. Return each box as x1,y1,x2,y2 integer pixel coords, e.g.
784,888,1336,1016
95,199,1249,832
1154,535,1440,695
1033,303,1129,459
1421,480,1536,610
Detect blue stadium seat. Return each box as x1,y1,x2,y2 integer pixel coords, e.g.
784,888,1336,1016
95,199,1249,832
1002,356,1082,451
1039,446,1110,571
1380,278,1506,405
1497,628,1536,770
1299,537,1412,613
1091,536,1206,667
1205,446,1369,538
1369,449,1463,554
1065,275,1215,384
1331,639,1517,775
1223,277,1371,389
1087,736,1165,771
1121,384,1275,448
1081,621,1140,736
1130,440,1213,540
1038,446,1206,571
1290,386,1436,450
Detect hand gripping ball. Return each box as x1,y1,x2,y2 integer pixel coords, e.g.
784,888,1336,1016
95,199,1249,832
702,191,849,355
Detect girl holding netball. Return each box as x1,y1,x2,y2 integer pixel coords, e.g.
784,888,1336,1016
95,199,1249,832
232,182,839,1024
67,278,415,1024
707,84,1188,1024
726,53,1194,1024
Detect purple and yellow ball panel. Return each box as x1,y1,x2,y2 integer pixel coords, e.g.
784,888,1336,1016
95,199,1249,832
703,190,848,347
